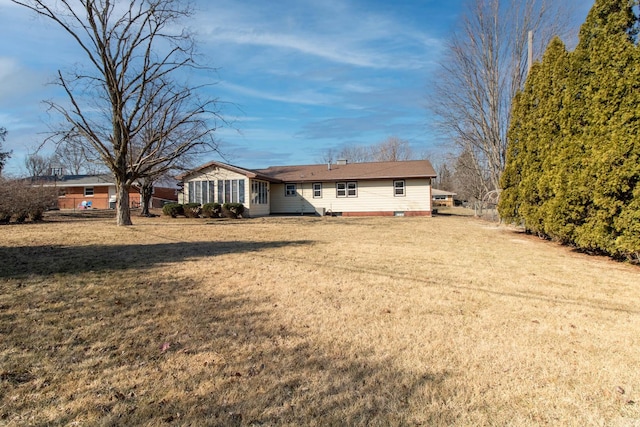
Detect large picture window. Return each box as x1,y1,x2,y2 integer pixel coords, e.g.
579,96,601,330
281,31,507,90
218,179,245,204
251,181,268,204
189,179,245,204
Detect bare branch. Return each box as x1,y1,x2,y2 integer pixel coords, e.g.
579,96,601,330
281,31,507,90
11,0,222,225
430,0,576,193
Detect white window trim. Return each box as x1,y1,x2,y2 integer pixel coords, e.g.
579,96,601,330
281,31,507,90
394,180,405,197
313,183,322,198
84,186,94,197
347,181,357,197
337,181,357,198
285,183,297,197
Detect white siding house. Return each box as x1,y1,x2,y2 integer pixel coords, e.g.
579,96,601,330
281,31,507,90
178,160,437,217
176,162,277,218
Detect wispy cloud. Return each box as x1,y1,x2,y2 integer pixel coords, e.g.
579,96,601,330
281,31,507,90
219,81,339,106
0,0,483,173
194,0,439,71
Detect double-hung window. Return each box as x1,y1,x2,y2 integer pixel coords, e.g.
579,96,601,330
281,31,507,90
336,182,357,197
347,182,357,197
313,183,322,198
285,183,297,197
394,180,405,197
84,187,94,197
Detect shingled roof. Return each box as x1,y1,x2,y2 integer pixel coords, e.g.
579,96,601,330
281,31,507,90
178,159,437,183
175,160,279,182
255,160,437,182
29,174,115,186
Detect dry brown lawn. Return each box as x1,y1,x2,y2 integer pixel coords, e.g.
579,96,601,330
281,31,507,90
1,210,639,426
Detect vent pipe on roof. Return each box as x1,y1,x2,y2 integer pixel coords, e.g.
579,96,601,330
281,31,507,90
328,162,331,171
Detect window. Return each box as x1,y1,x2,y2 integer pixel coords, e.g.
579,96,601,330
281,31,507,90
337,182,357,197
189,181,211,204
208,181,215,203
217,179,245,204
194,180,202,202
251,181,268,204
201,181,208,202
189,181,195,203
186,179,246,204
285,183,297,197
394,180,405,197
84,187,94,196
313,183,322,198
347,182,357,197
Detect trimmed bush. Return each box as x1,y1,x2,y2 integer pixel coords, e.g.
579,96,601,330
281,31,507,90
162,203,184,218
202,202,222,218
222,203,245,219
183,202,201,218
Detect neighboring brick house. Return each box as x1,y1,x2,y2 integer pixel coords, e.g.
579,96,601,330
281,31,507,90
432,189,457,207
178,159,438,217
31,174,178,210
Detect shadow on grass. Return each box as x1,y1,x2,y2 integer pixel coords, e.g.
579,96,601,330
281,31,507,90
1,274,455,425
0,240,313,279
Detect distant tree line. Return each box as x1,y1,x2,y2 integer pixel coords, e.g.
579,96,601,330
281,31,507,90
320,136,415,164
499,0,640,262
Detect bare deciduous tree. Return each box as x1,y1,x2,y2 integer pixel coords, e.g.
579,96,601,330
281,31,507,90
453,148,491,204
431,0,574,193
319,136,416,164
318,147,337,165
24,153,54,177
338,145,375,163
0,127,10,175
53,132,105,175
372,136,413,162
434,163,455,192
130,77,212,216
12,0,222,225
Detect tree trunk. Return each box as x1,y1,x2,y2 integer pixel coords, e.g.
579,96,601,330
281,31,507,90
140,181,153,217
116,181,133,226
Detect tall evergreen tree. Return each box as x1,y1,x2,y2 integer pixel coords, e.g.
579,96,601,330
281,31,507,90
501,0,640,261
499,37,570,235
499,79,533,225
571,0,639,256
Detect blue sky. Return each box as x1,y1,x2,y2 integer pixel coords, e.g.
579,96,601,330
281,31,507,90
0,0,593,175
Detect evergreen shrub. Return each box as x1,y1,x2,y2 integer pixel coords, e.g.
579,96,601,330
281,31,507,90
222,203,245,219
202,202,222,218
162,203,184,218
183,202,201,218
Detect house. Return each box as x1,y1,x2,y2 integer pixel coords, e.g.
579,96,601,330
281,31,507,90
432,189,457,207
31,174,178,210
177,159,438,217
